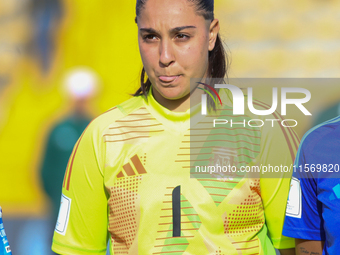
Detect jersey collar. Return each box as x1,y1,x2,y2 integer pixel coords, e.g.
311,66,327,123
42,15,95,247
144,87,201,133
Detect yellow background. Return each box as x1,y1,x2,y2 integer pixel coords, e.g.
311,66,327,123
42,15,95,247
0,0,340,217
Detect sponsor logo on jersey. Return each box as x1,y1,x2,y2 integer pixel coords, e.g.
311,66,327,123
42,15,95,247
286,177,302,218
55,194,71,235
117,154,147,178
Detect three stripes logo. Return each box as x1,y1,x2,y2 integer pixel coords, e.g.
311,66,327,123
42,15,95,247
197,82,222,115
117,154,147,178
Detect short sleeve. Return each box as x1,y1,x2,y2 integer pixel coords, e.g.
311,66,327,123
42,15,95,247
261,177,295,249
283,144,325,241
258,122,298,249
52,119,109,255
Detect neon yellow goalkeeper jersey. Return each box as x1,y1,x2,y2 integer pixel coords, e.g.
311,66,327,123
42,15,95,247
52,89,299,255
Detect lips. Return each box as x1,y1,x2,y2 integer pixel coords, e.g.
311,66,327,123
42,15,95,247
158,75,180,83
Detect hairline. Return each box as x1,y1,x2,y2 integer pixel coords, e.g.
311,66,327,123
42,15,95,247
135,0,214,23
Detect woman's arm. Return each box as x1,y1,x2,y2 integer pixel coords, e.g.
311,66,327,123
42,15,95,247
295,239,324,255
51,118,109,255
278,248,295,255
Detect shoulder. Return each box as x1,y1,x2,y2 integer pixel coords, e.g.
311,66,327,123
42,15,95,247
299,116,340,154
85,95,146,136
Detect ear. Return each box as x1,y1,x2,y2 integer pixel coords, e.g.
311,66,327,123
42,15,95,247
208,19,220,51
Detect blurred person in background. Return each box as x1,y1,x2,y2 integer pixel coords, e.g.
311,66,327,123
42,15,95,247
40,67,99,254
30,0,63,73
0,0,64,254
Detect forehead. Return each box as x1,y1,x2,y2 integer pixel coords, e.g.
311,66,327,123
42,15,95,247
138,0,205,28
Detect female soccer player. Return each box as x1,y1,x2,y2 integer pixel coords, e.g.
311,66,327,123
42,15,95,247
52,0,297,254
283,117,340,255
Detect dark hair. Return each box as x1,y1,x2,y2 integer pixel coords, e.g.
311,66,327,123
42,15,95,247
134,0,229,103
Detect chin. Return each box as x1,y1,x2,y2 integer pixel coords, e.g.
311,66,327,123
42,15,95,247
155,85,189,101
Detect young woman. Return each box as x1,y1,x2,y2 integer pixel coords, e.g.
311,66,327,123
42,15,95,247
283,116,340,255
52,0,296,254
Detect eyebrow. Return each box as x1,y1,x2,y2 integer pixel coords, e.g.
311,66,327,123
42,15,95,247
139,26,197,33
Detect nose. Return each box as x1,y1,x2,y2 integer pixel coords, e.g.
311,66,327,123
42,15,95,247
159,39,175,67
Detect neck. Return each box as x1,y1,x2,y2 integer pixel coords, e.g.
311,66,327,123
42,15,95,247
152,86,204,112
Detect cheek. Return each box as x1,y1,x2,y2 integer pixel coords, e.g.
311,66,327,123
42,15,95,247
139,44,157,70
180,40,209,70
139,44,150,62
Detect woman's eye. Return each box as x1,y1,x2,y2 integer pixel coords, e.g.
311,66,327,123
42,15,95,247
143,34,158,41
176,33,190,40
